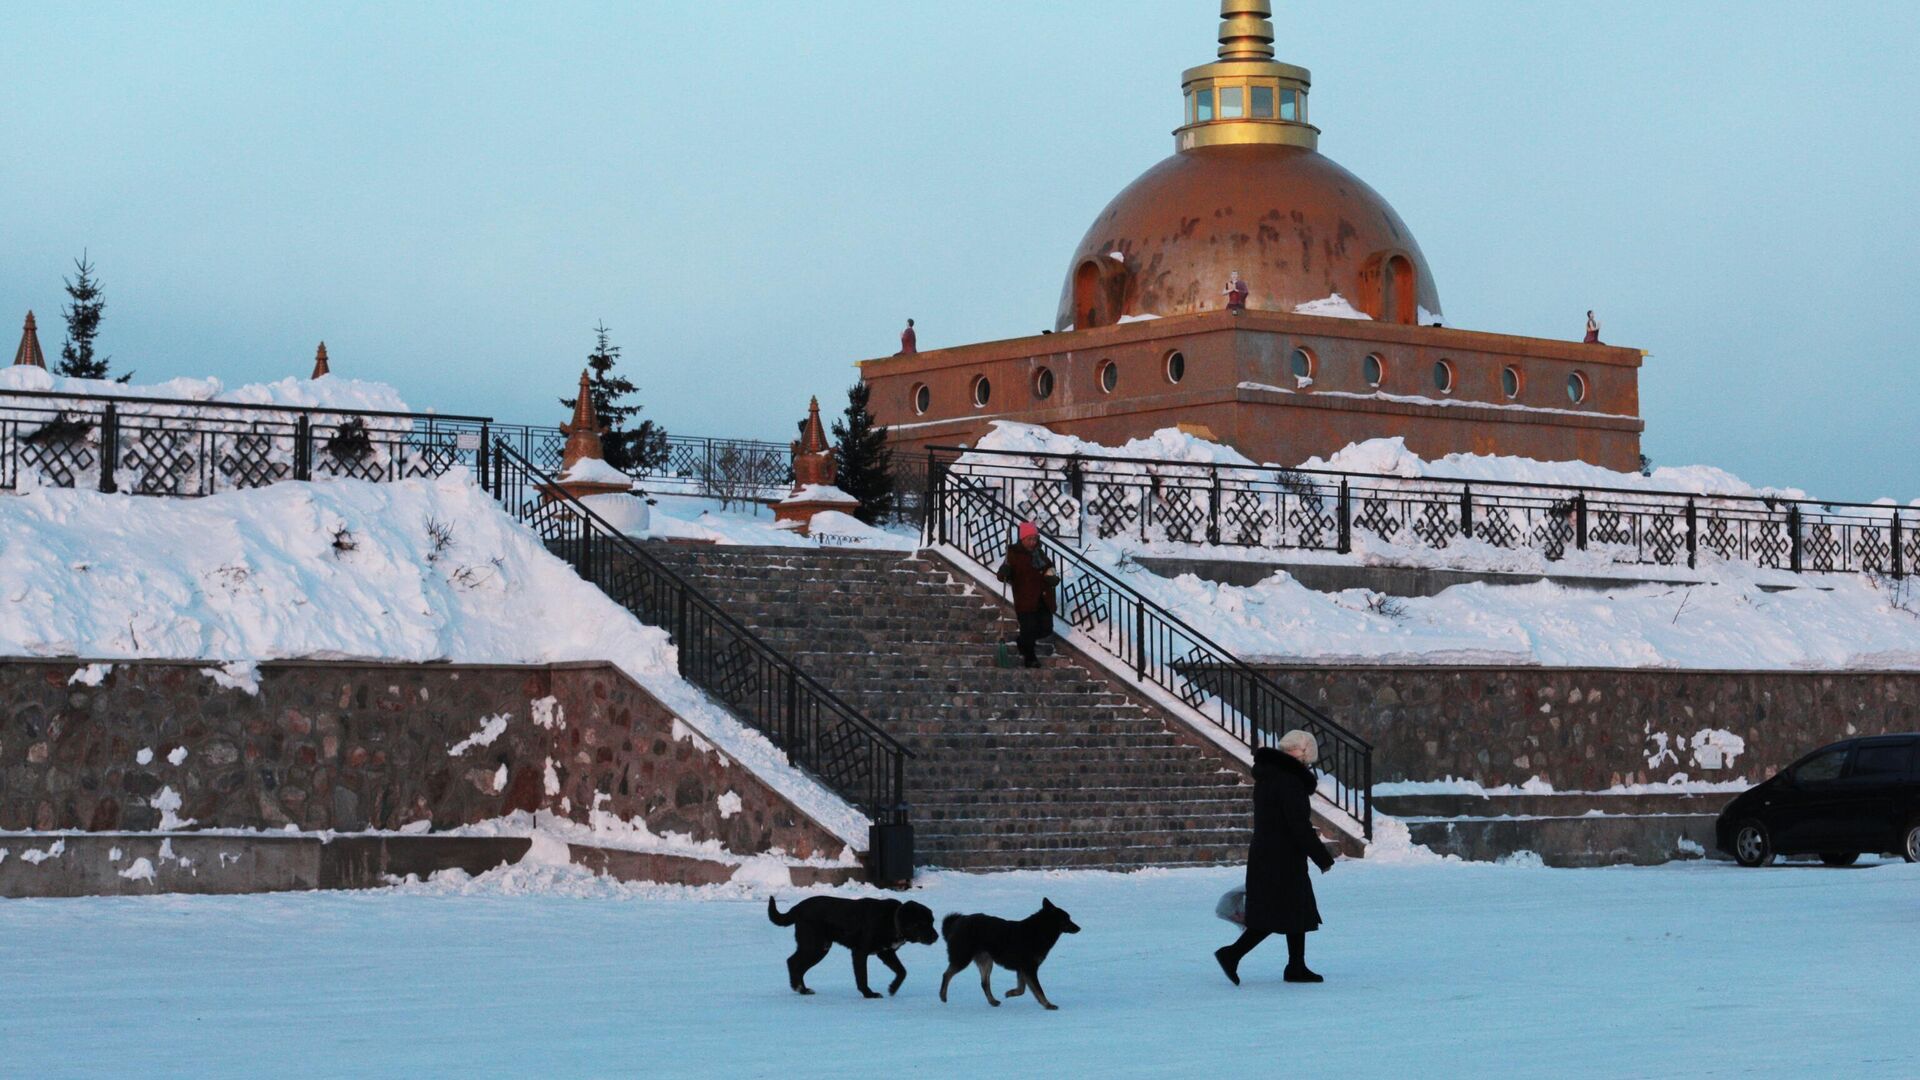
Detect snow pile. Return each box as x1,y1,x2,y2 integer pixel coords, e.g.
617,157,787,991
0,364,414,416
1123,563,1920,669
0,471,869,843
637,492,916,551
1298,436,1802,501
1293,293,1372,320
559,457,635,487
972,421,1255,467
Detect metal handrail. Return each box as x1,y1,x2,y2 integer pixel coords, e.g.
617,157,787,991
926,463,1372,838
932,445,1914,579
482,437,913,837
937,444,1908,513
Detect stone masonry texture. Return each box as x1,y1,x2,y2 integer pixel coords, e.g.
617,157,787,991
0,658,849,862
1251,664,1920,789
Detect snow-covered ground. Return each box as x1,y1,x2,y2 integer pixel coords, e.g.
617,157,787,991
1,859,1912,1078
958,424,1920,670
636,491,916,550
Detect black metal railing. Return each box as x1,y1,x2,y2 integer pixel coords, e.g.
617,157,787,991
0,387,491,496
488,423,788,497
482,436,913,856
934,446,1915,579
926,463,1372,838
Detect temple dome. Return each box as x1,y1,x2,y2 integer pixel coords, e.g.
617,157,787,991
1055,2,1441,330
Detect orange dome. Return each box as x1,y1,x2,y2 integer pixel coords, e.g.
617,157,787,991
1056,3,1440,331
1056,142,1441,331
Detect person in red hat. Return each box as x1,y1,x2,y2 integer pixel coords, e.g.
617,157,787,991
996,520,1058,668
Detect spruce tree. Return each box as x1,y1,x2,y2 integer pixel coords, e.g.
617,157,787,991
831,379,894,524
58,254,112,380
559,322,667,472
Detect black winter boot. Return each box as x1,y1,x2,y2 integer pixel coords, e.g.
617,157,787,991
1283,932,1322,982
1214,946,1241,986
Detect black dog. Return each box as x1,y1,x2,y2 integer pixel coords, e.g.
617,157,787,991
938,898,1081,1010
767,896,939,998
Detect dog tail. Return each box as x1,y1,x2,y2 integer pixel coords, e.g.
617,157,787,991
767,896,796,927
941,912,962,939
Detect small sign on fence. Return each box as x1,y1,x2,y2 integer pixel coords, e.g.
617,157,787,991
455,433,481,450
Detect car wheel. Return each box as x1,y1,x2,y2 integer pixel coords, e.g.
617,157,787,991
1818,852,1859,868
1733,821,1774,867
1904,822,1920,864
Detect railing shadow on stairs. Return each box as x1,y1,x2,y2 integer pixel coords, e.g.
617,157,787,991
481,438,916,881
925,461,1373,840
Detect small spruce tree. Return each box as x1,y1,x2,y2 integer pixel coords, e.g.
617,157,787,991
58,253,112,380
831,379,894,524
559,322,667,472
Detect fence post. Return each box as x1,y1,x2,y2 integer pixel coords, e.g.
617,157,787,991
1133,601,1146,679
1685,498,1698,569
98,404,119,494
1206,467,1221,545
293,416,311,481
476,423,491,493
1788,505,1803,573
1460,484,1474,540
1337,479,1351,554
1575,493,1588,550
1894,513,1906,579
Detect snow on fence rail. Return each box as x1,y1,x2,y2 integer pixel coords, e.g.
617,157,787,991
0,387,490,496
932,445,1918,579
485,423,789,500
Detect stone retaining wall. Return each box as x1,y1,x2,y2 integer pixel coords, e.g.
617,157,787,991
1248,664,1920,789
0,658,852,863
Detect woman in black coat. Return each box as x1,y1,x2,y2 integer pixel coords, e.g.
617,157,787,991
1216,729,1336,984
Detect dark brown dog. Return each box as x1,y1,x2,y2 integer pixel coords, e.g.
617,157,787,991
938,898,1081,1010
768,896,939,998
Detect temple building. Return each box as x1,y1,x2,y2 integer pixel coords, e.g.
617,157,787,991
860,2,1645,471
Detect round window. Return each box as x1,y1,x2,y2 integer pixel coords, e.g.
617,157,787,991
1501,366,1521,399
1099,360,1118,393
912,384,930,415
1363,354,1383,387
1433,360,1454,393
1033,367,1054,400
1567,372,1589,404
972,375,991,408
1290,348,1314,380
1165,351,1186,384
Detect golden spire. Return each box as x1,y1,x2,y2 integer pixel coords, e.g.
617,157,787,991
1217,0,1275,61
1175,1,1317,152
311,341,330,379
13,311,47,368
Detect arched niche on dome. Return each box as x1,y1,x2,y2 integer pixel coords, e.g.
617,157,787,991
1071,257,1131,330
1357,250,1420,325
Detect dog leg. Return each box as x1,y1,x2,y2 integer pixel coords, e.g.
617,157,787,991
940,959,966,1003
787,935,829,996
1005,971,1026,998
878,949,908,997
975,955,1000,1007
852,951,881,999
1024,969,1058,1011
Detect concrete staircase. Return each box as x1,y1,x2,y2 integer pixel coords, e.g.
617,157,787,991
642,543,1256,871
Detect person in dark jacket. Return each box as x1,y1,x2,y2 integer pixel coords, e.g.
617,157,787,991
995,520,1056,668
1215,729,1336,984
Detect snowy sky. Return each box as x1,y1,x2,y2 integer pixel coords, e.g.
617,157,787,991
2,1,1916,501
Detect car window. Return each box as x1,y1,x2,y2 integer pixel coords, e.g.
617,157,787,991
1795,747,1849,784
1851,742,1914,781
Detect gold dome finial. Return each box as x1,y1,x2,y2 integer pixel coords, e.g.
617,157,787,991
1218,1,1275,61
1175,0,1316,152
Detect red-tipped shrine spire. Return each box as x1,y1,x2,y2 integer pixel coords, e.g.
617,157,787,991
12,311,47,368
311,341,330,379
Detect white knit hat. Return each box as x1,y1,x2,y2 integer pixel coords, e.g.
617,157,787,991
1278,729,1319,765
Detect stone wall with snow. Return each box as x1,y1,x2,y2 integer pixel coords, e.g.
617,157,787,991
0,659,855,864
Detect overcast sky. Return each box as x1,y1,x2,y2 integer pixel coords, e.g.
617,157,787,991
3,1,1916,500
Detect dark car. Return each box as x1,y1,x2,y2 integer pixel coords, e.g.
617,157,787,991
1716,734,1920,866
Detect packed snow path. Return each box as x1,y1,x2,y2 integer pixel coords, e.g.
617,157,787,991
1,859,1912,1077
